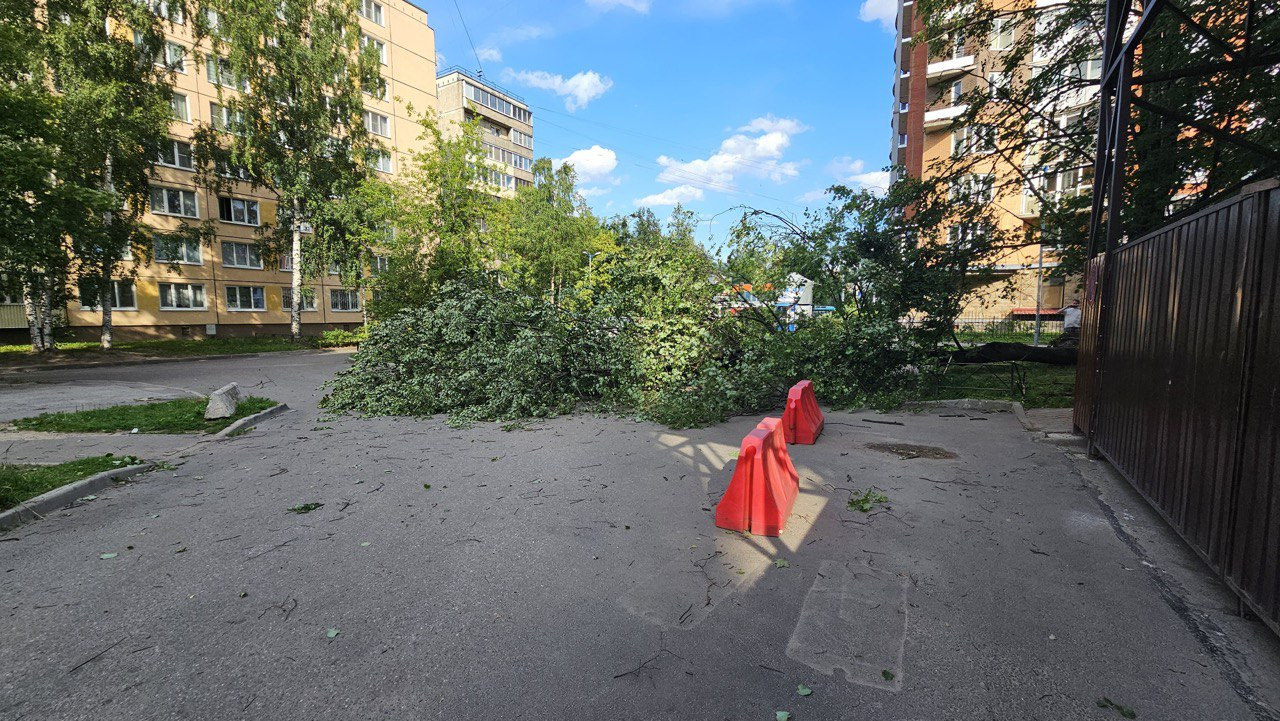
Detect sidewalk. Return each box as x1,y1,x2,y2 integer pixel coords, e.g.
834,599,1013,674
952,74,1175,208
0,347,354,375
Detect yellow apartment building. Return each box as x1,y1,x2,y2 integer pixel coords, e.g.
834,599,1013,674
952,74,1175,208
435,67,535,195
43,0,439,341
892,0,1089,323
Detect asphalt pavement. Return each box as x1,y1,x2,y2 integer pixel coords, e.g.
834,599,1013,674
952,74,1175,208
1,351,1278,720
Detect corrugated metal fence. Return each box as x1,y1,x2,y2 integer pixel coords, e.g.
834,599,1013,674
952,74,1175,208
1074,181,1280,635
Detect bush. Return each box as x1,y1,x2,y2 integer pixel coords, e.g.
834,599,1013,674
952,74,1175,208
318,326,368,347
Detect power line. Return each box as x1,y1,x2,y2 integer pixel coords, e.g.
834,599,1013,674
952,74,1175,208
450,0,484,75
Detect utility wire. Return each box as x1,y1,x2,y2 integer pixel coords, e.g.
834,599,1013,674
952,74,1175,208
451,0,484,75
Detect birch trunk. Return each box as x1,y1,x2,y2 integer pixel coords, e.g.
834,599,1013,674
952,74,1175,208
291,200,303,340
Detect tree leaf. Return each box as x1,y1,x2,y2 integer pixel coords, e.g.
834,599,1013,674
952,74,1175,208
326,628,340,639
99,552,117,559
774,558,790,568
796,684,812,697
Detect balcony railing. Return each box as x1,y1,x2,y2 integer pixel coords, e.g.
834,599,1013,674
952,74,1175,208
926,55,974,83
923,104,967,131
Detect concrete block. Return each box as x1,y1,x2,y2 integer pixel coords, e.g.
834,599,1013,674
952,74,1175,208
204,382,242,420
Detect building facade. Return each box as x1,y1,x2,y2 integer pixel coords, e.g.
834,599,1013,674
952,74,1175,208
435,67,534,195
41,0,439,341
891,0,1084,323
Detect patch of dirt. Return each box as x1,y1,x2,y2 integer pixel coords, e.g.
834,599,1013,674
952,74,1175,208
865,442,958,460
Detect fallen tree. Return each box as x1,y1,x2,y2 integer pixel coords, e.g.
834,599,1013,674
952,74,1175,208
947,342,1077,366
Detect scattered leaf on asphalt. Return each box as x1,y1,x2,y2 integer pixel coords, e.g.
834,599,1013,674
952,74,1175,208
775,712,791,721
287,503,324,514
774,558,790,569
423,484,431,490
175,547,187,554
239,591,248,598
78,495,97,502
797,684,813,697
882,670,895,681
99,552,118,560
360,542,371,547
326,628,340,639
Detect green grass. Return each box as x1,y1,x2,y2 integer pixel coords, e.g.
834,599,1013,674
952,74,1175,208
11,396,277,434
0,455,144,512
0,336,338,363
953,329,1062,346
920,363,1077,409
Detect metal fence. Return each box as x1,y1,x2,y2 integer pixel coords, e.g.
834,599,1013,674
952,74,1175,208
1075,181,1280,635
953,317,1064,345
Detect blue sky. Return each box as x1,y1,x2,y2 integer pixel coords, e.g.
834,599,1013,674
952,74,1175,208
428,0,899,245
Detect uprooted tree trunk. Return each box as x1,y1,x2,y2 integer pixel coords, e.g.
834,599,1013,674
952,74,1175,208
947,342,1077,366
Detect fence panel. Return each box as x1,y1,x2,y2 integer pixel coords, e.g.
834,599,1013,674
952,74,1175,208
1081,182,1279,636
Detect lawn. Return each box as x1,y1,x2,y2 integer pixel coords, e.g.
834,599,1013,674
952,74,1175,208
11,396,277,434
920,362,1077,409
0,455,144,512
0,337,329,364
953,329,1062,346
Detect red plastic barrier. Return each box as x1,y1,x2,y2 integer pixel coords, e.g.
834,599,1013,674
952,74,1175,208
782,380,824,445
715,417,800,536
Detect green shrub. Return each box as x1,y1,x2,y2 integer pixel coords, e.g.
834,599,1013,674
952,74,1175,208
318,326,368,347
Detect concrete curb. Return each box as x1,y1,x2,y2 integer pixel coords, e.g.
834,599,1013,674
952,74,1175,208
1011,401,1031,429
0,463,154,532
0,347,354,376
213,403,290,439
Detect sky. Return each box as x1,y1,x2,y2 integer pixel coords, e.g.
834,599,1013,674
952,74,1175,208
425,0,899,246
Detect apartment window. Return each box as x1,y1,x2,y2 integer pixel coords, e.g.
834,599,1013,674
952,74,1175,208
988,72,1010,100
282,287,317,311
954,124,996,155
159,282,205,309
948,223,986,245
150,0,184,24
373,150,393,173
221,241,262,268
953,174,995,203
952,34,967,59
358,0,384,24
226,285,266,311
363,110,390,137
217,160,252,180
372,255,390,275
898,133,908,147
154,237,202,264
951,80,963,105
361,35,387,64
150,186,198,218
898,101,909,112
206,56,247,91
218,197,260,226
210,102,244,132
991,18,1015,51
484,142,532,172
78,280,136,311
330,289,361,312
156,139,194,170
511,129,533,150
279,254,294,271
163,42,186,72
171,93,189,122
204,8,222,32
463,83,532,124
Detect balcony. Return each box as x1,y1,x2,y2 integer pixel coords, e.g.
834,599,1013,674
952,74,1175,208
926,55,974,84
923,104,967,131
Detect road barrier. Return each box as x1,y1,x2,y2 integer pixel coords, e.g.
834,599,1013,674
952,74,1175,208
782,380,824,445
715,417,800,536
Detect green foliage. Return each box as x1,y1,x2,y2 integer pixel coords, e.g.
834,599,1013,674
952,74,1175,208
847,488,889,512
0,455,144,512
12,396,276,434
318,327,368,348
321,277,628,426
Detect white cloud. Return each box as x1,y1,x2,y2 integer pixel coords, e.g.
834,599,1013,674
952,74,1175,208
636,185,705,207
503,69,614,111
435,51,446,67
655,115,807,191
578,186,612,198
829,156,892,193
859,0,896,31
476,47,502,63
587,0,650,12
798,189,829,204
737,115,809,135
555,145,618,184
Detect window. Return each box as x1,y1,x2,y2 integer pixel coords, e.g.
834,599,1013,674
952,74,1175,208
150,186,198,218
484,143,533,171
463,83,532,124
373,150,392,173
279,254,294,271
988,72,1010,100
206,56,247,91
282,287,317,311
898,133,908,147
154,237,202,264
217,160,251,180
156,139,193,169
221,241,262,268
991,18,1014,51
330,289,361,312
159,282,205,309
163,42,186,72
218,197,260,226
948,223,987,245
372,255,390,274
363,110,390,137
898,101,909,112
951,33,967,59
953,174,995,203
210,102,244,132
150,0,184,24
361,35,387,64
358,0,384,24
78,280,136,311
951,80,963,105
171,93,189,122
954,124,995,155
226,285,266,311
